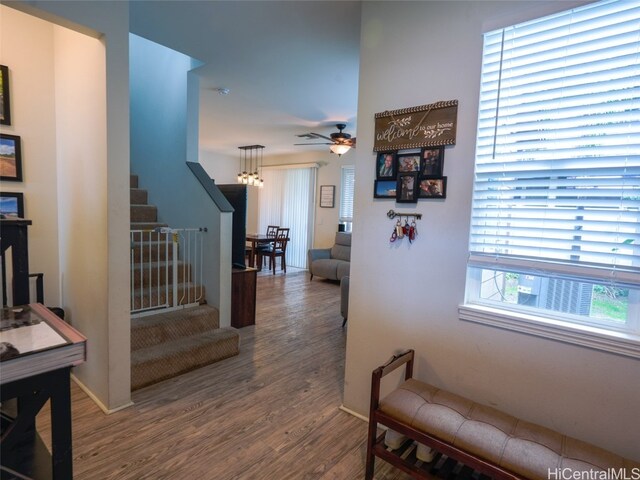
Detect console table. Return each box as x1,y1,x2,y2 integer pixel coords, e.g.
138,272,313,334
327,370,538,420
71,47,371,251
1,304,86,480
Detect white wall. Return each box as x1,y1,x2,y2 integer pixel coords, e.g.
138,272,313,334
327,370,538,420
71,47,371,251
54,23,112,403
6,0,132,411
345,0,640,461
0,6,60,305
201,148,354,249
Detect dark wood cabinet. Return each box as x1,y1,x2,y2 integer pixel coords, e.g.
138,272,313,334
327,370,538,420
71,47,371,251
231,267,257,328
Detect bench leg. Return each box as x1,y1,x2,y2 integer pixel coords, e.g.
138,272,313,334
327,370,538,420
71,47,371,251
364,417,377,479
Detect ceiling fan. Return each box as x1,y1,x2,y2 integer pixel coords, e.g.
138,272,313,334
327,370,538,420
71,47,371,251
295,123,356,156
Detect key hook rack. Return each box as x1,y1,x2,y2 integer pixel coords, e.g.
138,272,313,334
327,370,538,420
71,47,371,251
388,210,421,243
387,209,422,220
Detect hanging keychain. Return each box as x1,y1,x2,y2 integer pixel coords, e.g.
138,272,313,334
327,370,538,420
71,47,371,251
390,225,398,242
409,219,417,242
395,219,404,239
390,219,401,242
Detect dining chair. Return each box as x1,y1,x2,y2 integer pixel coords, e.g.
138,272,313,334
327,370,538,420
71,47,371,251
261,227,289,275
255,225,279,269
266,225,279,238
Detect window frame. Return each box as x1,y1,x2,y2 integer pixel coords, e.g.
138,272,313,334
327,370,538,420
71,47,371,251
461,0,640,358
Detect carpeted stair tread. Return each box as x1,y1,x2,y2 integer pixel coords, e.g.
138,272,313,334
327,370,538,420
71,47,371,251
131,282,205,310
131,204,158,223
130,188,148,205
131,261,191,288
131,305,220,350
130,174,138,188
132,327,238,363
131,242,174,262
131,221,169,230
131,327,239,390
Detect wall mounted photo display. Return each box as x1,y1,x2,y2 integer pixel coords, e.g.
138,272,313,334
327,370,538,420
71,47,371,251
319,185,335,208
0,192,24,218
0,134,23,182
0,65,11,126
420,146,444,178
374,180,397,198
418,177,447,199
396,172,419,203
397,152,421,174
376,151,397,179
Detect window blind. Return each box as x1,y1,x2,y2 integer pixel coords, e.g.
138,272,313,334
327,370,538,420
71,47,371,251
469,0,640,287
340,165,355,223
259,166,316,268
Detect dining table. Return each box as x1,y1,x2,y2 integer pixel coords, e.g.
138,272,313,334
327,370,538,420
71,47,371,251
245,233,274,269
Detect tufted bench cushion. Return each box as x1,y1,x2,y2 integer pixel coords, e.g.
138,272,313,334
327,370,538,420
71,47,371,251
380,378,639,478
366,350,640,480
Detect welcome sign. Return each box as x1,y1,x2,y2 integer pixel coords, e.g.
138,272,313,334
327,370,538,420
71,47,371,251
374,100,458,152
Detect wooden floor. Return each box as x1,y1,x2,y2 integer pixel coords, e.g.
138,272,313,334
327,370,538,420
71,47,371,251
36,269,417,480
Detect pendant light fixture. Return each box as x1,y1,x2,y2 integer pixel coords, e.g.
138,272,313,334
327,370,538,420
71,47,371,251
237,145,265,188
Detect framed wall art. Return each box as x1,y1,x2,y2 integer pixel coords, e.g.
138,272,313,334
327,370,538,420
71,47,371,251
374,100,458,151
0,65,11,126
0,134,23,182
418,177,447,199
396,172,418,203
420,146,444,178
376,151,396,179
374,180,397,198
397,152,421,174
319,185,335,208
0,192,24,218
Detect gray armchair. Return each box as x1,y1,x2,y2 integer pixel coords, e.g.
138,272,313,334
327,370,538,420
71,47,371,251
307,232,351,281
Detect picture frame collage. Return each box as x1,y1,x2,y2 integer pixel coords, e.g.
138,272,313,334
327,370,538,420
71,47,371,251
374,147,447,203
0,64,26,220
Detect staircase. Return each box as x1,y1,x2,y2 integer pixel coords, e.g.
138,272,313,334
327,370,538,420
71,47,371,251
130,174,239,390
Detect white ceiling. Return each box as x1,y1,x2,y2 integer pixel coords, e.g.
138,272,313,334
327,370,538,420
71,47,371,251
130,1,362,158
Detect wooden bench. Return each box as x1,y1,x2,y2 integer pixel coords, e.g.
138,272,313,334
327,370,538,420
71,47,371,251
365,350,639,479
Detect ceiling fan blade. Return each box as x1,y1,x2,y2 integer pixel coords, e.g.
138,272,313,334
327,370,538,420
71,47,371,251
298,132,333,142
307,133,335,142
294,142,334,146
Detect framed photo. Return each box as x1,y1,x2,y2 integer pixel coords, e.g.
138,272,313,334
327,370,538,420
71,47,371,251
0,192,24,218
397,153,421,173
396,172,418,203
418,177,447,199
374,180,397,198
0,65,11,126
0,134,23,182
420,146,444,178
319,185,335,208
376,151,396,179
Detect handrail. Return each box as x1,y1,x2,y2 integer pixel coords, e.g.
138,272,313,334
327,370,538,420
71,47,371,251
186,162,233,212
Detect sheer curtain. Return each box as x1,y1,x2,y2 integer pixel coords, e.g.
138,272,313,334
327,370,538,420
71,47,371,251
258,165,317,269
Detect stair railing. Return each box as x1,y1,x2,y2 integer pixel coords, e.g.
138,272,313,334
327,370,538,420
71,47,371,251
130,227,207,317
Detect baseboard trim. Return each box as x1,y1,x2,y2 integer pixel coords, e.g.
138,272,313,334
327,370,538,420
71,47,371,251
339,404,368,423
71,374,135,414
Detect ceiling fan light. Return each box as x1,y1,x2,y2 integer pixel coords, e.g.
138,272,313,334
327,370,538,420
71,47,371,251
330,144,351,156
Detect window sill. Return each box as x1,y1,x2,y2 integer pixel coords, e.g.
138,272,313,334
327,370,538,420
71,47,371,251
458,304,640,359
